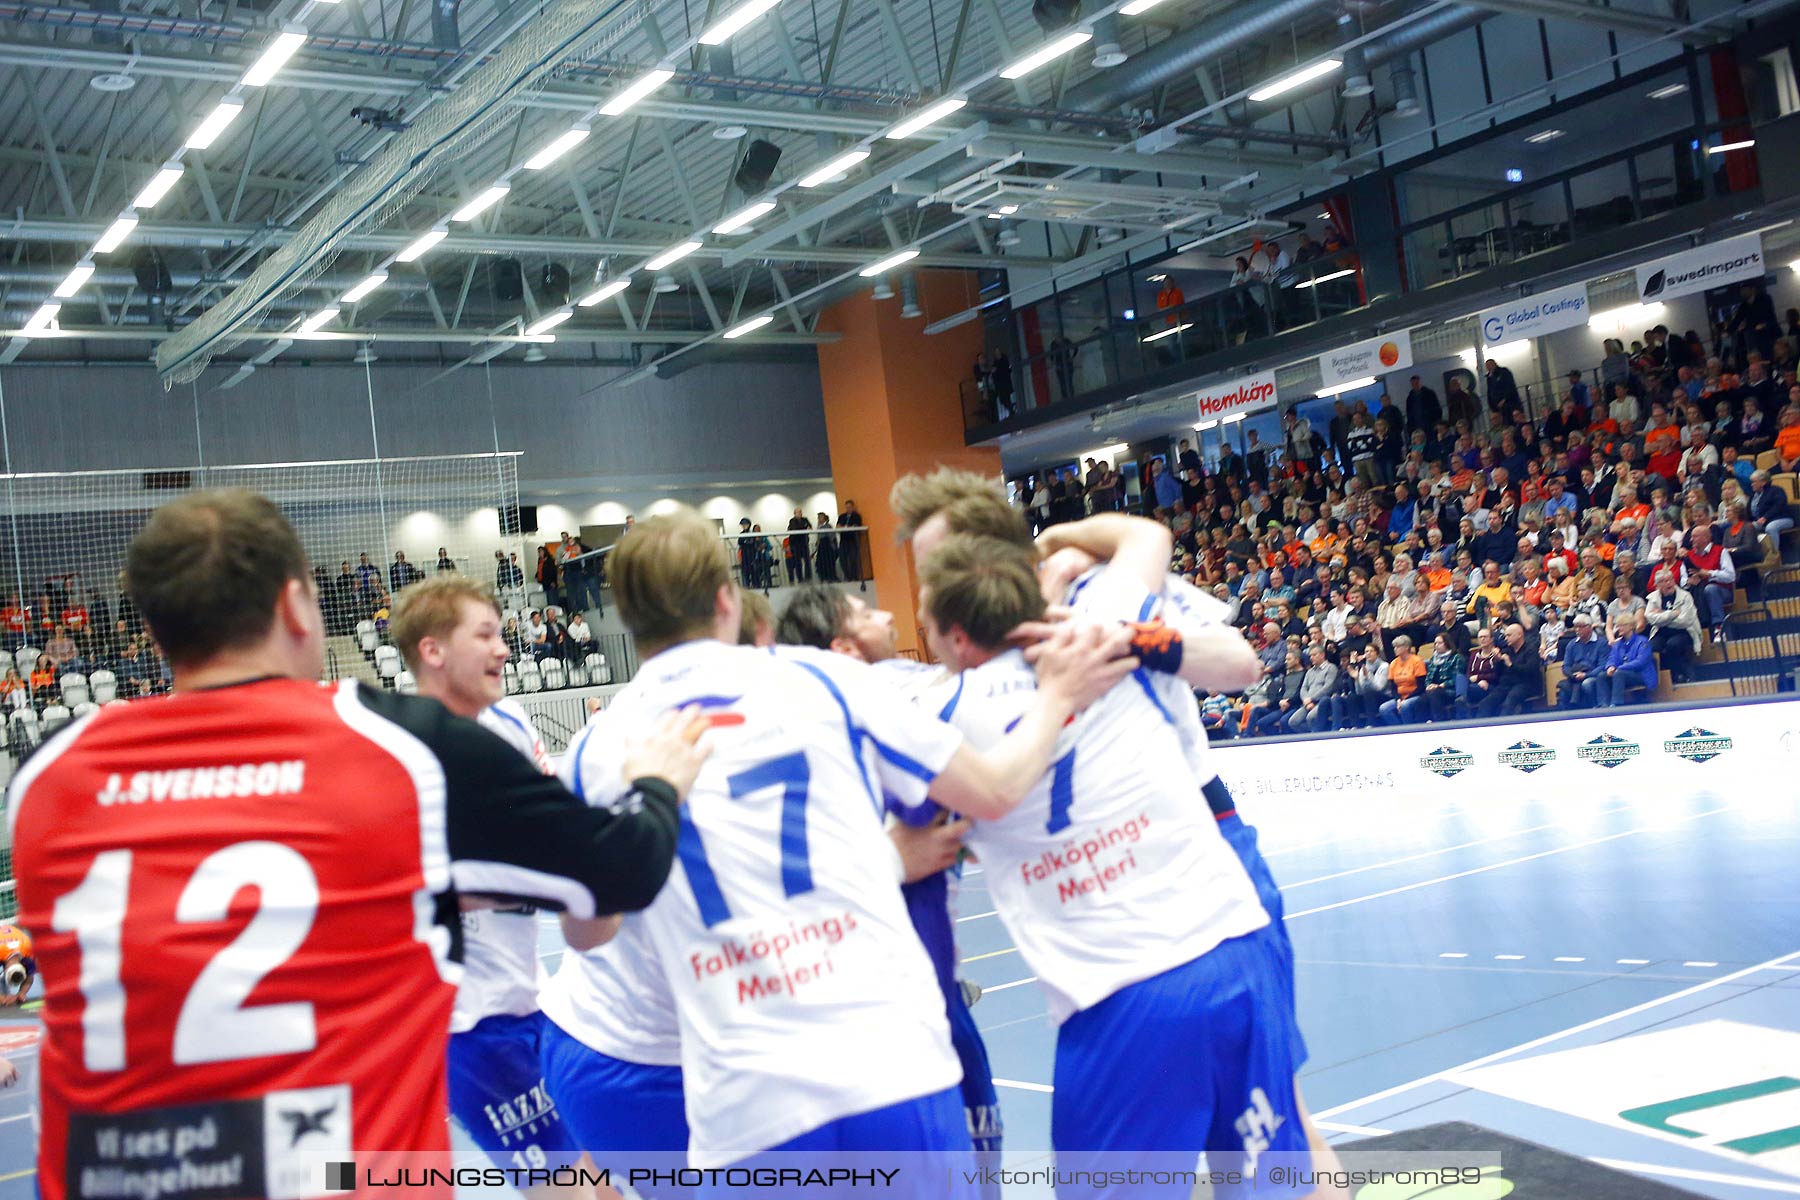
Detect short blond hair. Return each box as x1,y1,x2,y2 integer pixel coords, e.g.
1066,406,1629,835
890,467,1031,549
918,533,1045,650
611,506,732,649
737,589,774,645
390,574,500,668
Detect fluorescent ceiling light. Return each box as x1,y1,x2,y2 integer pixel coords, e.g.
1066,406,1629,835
858,248,920,277
885,97,968,139
599,69,675,116
185,97,245,149
1294,267,1355,288
578,278,632,306
525,311,571,336
1524,128,1565,144
450,183,510,222
1315,375,1376,397
298,307,340,335
1791,258,1800,272
798,149,871,188
20,302,61,336
712,200,776,235
1120,0,1171,13
1587,301,1663,330
1317,211,1331,219
1649,83,1689,99
1194,419,1220,431
699,0,784,45
523,124,591,170
1707,139,1755,154
53,262,95,298
1141,323,1192,342
130,163,185,210
396,228,447,263
723,314,775,339
240,27,307,88
93,213,139,254
1222,412,1247,424
341,271,388,304
1000,30,1092,79
1148,273,1167,282
645,240,702,271
1247,58,1341,102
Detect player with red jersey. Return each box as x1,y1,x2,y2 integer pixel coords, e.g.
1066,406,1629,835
8,490,705,1200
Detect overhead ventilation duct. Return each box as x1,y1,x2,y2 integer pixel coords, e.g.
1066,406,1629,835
432,0,461,50
1390,62,1422,116
1341,45,1373,96
1033,0,1082,35
710,45,748,138
1091,14,1128,69
899,273,922,319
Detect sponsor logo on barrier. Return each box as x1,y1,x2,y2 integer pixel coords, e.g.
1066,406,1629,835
1477,282,1589,346
1497,740,1556,773
1634,232,1764,303
1664,726,1733,763
1320,329,1413,389
1421,746,1475,777
1194,370,1278,422
1576,733,1640,768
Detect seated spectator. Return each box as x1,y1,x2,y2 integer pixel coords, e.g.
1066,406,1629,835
1570,578,1606,629
1778,404,1800,472
1720,498,1765,598
1645,566,1703,683
1417,633,1463,723
1681,521,1736,636
1200,692,1239,741
1248,646,1305,736
1558,613,1607,709
1544,556,1576,611
1605,575,1645,640
0,666,23,703
114,641,152,697
1335,644,1391,729
1479,623,1541,716
29,654,56,696
1605,613,1658,706
526,609,549,656
568,611,594,648
1289,645,1339,734
1468,560,1512,622
1465,626,1504,712
503,616,528,663
1750,470,1793,541
1537,604,1567,663
1378,636,1427,724
44,624,76,669
1576,546,1615,601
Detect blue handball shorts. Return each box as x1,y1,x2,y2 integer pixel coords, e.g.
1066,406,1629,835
447,1011,582,1169
1051,925,1312,1200
1207,779,1307,1071
538,1016,689,1152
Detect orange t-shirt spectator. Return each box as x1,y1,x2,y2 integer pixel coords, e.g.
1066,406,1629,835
1156,280,1185,327
1777,411,1800,468
1,603,25,638
1390,647,1427,698
30,661,56,693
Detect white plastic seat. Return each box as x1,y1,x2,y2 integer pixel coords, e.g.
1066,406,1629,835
60,673,90,709
355,619,376,639
0,649,13,674
540,657,566,690
586,652,610,684
5,688,28,711
565,658,590,687
9,707,39,750
502,661,519,695
395,670,417,695
14,647,39,678
377,655,402,683
41,704,71,734
374,644,400,665
89,670,117,705
71,701,97,720
517,660,542,693
359,629,380,655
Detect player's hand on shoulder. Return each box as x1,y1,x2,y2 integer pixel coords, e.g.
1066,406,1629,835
890,813,972,883
1025,621,1138,710
620,705,712,800
1005,605,1072,650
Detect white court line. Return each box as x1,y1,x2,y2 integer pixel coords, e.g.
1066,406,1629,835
1439,952,1468,959
1314,1120,1392,1138
1618,958,1651,965
1278,801,1640,891
0,1114,29,1125
981,977,1038,994
1285,804,1733,922
1314,945,1800,1120
1685,961,1721,968
955,910,998,923
1554,957,1587,963
993,1078,1054,1093
959,947,1019,964
1594,1159,1800,1195
1494,955,1525,961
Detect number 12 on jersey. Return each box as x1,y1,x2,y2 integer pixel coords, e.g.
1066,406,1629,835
678,752,813,928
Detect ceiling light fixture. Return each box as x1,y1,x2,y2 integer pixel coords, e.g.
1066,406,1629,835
699,0,784,45
1119,0,1170,14
578,277,632,306
53,261,95,298
240,26,307,88
20,302,61,336
1247,58,1341,102
1194,418,1220,431
1706,139,1755,154
645,240,702,271
1141,323,1192,342
298,307,340,336
712,200,777,235
1000,29,1092,79
1294,268,1355,288
1314,375,1376,397
599,68,675,116
525,311,571,336
396,228,447,262
523,124,591,170
450,183,510,222
858,248,920,277
723,314,774,339
341,271,388,304
885,96,968,139
798,149,871,187
93,213,139,254
130,163,185,210
1649,83,1689,99
1524,128,1565,144
185,97,246,149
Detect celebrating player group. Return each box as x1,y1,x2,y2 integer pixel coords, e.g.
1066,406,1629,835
7,472,1342,1200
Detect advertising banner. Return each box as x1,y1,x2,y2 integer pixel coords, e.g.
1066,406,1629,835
1477,282,1590,346
1319,329,1412,390
1634,232,1765,303
1194,370,1278,424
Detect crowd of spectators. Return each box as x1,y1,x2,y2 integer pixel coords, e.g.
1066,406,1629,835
1020,288,1800,738
1,577,170,734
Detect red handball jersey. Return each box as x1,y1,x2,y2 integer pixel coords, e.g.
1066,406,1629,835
9,677,680,1200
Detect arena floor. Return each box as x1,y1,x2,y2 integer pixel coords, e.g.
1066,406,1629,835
1,730,1795,1198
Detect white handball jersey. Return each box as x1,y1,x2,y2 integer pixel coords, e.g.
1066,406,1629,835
580,640,966,1165
946,566,1266,1024
537,720,684,1067
451,698,556,1033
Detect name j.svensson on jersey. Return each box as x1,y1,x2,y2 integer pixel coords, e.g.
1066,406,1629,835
96,761,306,805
